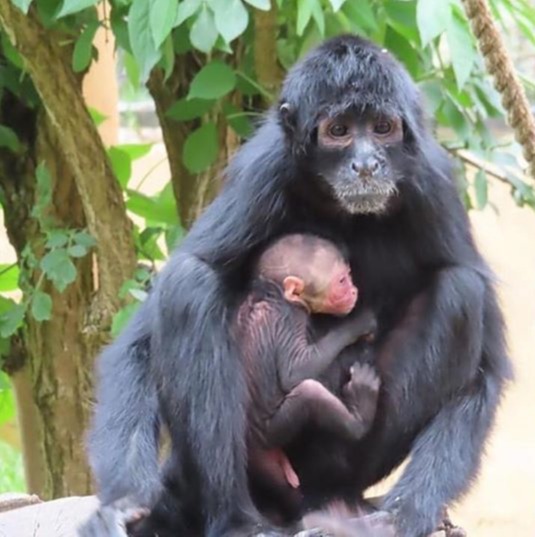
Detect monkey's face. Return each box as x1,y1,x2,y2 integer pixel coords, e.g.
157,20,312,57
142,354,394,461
310,112,404,215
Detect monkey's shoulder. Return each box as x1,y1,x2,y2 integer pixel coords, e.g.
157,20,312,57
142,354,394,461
235,280,302,333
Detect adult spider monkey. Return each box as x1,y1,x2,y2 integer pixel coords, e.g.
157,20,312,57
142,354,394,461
88,35,511,537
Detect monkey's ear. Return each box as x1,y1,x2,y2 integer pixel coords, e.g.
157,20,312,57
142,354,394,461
278,101,296,134
282,276,305,303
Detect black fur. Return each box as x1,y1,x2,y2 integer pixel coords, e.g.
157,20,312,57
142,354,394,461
88,35,512,537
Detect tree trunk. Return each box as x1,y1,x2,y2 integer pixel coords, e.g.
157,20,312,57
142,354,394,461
0,3,136,498
0,103,107,497
148,56,240,229
254,5,283,102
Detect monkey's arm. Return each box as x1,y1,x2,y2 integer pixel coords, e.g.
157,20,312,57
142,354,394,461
279,308,376,390
372,267,510,536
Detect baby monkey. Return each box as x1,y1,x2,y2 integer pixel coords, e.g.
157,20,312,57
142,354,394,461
236,234,380,517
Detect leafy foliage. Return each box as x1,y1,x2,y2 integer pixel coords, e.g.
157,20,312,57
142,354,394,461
0,441,25,493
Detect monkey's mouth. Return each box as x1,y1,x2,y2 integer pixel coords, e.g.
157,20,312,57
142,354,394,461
334,182,398,215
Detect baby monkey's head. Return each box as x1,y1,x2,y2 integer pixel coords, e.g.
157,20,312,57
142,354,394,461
255,234,357,316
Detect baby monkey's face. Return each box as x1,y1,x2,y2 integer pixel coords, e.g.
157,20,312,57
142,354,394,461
283,259,358,317
306,260,358,316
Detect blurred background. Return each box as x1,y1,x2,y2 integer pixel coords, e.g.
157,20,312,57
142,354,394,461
0,1,534,535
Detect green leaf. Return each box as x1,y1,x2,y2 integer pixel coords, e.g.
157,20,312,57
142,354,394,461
73,231,96,248
311,0,324,35
40,249,77,292
31,291,52,322
68,244,88,258
107,146,132,188
32,162,53,223
0,297,15,316
173,26,192,53
11,0,33,14
128,0,162,82
213,0,249,43
35,162,52,203
328,0,345,11
419,80,444,113
129,288,148,302
123,52,140,88
116,143,152,161
384,0,419,44
0,33,23,69
111,8,130,52
166,98,214,121
297,0,313,35
46,230,69,248
175,0,201,26
111,302,140,337
243,0,270,9
385,25,420,78
137,227,165,261
190,5,218,53
0,125,21,152
126,187,178,226
165,225,184,251
223,103,253,138
437,97,469,140
88,107,108,127
72,20,99,73
416,0,451,46
0,372,9,390
0,386,15,425
188,61,236,100
473,81,503,118
56,0,98,18
183,122,219,174
150,0,178,48
446,10,476,89
0,265,19,293
160,34,175,81
474,169,488,210
0,304,25,338
0,439,25,492
341,0,378,32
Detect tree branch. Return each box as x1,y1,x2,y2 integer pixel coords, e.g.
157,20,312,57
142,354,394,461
450,147,528,186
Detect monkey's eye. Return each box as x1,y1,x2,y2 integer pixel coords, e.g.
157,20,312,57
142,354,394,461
339,275,347,284
329,123,349,138
374,120,393,136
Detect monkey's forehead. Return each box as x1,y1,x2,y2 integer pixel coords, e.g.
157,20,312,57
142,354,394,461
281,35,419,122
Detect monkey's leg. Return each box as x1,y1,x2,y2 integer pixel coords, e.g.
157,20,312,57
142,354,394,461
267,379,377,444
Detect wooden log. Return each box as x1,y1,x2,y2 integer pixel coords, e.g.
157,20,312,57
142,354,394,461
0,493,466,537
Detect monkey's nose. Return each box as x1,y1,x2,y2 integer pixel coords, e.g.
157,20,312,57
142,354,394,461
351,159,379,177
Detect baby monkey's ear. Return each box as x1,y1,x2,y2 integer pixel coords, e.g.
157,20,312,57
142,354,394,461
282,276,305,304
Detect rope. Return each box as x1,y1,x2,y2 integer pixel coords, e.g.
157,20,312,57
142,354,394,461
462,0,535,179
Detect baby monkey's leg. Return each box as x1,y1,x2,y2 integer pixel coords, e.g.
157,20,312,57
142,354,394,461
267,377,379,444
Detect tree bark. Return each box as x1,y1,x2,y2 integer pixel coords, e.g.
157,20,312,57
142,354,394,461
0,3,136,497
254,5,283,102
147,64,200,229
0,103,112,497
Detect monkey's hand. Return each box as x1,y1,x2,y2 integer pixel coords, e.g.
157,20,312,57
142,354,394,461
342,308,377,346
78,497,149,537
342,363,381,435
